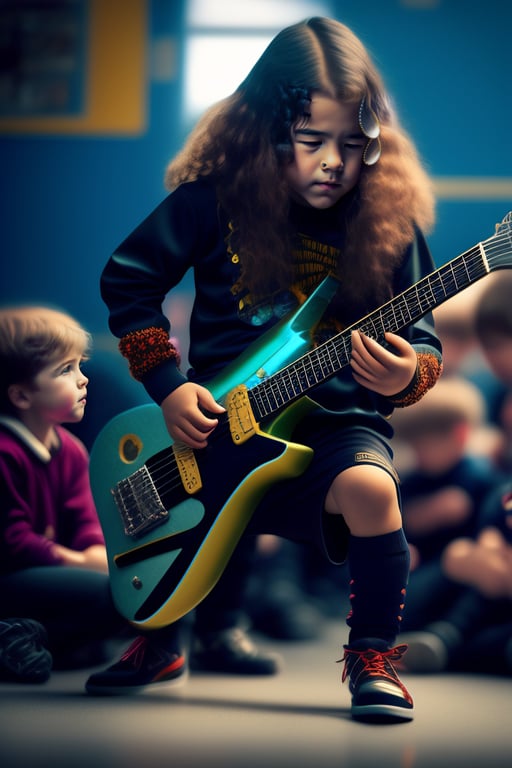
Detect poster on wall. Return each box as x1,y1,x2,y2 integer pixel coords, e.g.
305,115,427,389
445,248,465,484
0,0,147,135
0,0,87,118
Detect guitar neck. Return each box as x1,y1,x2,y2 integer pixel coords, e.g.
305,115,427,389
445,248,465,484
249,241,490,422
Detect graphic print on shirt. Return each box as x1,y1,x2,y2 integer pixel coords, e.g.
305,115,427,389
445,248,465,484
228,224,341,334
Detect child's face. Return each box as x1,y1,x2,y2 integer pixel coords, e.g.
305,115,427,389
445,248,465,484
409,423,468,476
284,94,365,209
482,336,512,387
27,354,88,425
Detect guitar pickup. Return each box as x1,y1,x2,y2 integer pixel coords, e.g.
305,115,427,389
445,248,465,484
173,443,202,494
225,385,258,444
111,466,169,538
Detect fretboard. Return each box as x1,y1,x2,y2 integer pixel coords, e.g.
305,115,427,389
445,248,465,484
249,242,489,422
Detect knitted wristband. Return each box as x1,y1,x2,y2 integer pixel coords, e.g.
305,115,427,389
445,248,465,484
389,351,442,408
119,327,180,381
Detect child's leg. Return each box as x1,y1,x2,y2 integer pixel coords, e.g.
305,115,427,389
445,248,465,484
0,566,124,657
345,529,410,645
326,464,414,721
191,534,281,674
326,464,409,644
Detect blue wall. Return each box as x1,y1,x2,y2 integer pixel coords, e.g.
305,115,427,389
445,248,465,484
332,0,512,266
0,0,186,338
1,0,511,341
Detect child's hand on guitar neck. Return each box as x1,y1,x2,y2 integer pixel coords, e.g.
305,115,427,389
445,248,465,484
350,330,418,397
161,382,226,449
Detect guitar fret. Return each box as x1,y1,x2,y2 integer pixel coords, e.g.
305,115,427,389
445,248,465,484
333,334,351,365
258,384,275,415
388,301,401,333
431,272,446,301
421,280,435,312
317,343,339,375
267,377,289,409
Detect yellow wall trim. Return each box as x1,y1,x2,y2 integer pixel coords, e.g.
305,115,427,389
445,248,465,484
433,177,512,201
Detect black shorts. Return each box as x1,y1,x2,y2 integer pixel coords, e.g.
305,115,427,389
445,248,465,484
246,411,400,565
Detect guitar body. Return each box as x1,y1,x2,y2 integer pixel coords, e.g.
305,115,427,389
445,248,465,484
90,277,338,628
90,403,312,628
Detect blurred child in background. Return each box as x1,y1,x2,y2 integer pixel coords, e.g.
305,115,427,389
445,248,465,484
397,273,512,674
0,305,124,681
391,377,503,640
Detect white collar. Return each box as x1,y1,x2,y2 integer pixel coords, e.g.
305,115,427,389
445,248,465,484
0,415,52,463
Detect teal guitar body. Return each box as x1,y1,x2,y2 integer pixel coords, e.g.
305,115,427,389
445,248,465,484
90,213,512,629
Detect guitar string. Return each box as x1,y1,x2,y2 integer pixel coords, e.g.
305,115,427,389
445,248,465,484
122,229,512,502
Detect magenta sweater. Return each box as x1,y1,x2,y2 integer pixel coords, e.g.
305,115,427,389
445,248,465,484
0,418,104,574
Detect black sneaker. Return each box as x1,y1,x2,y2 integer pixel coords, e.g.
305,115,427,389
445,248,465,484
85,636,187,695
191,627,281,675
0,618,52,684
341,640,414,722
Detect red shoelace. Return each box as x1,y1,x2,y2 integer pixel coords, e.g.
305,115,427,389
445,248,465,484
340,644,413,705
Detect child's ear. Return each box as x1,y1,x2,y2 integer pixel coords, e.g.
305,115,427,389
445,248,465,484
7,383,32,411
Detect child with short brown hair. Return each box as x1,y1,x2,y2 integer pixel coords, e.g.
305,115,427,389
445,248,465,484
0,305,124,679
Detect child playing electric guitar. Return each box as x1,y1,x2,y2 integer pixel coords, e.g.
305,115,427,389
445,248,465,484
89,17,444,721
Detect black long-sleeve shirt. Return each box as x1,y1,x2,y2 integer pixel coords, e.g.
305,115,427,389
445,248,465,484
101,178,442,435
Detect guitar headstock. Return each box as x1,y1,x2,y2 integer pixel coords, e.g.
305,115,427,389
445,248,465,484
496,211,512,235
485,211,512,271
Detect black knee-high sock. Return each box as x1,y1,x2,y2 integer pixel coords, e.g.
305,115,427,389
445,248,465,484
346,529,410,647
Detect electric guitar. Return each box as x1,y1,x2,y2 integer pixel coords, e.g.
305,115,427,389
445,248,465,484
90,212,512,629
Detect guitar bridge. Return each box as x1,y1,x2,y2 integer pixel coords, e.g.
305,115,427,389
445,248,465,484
111,466,169,538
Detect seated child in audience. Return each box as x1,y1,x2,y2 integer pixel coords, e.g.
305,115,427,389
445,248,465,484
0,305,126,680
401,483,512,675
432,284,483,378
390,376,503,636
443,487,512,601
398,274,512,674
474,271,512,473
432,285,506,429
465,270,512,602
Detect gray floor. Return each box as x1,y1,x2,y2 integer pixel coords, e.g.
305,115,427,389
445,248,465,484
1,620,510,768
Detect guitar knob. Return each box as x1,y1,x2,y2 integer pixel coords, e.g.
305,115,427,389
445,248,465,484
131,576,143,590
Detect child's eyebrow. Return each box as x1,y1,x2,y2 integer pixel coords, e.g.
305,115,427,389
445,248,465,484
294,127,325,136
52,355,79,371
293,127,365,139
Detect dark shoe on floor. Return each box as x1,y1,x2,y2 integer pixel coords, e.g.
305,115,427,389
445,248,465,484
252,599,324,641
398,630,449,673
0,618,52,684
191,627,282,675
85,636,187,695
341,639,414,722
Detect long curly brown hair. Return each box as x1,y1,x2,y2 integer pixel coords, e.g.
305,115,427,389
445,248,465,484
165,17,435,319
